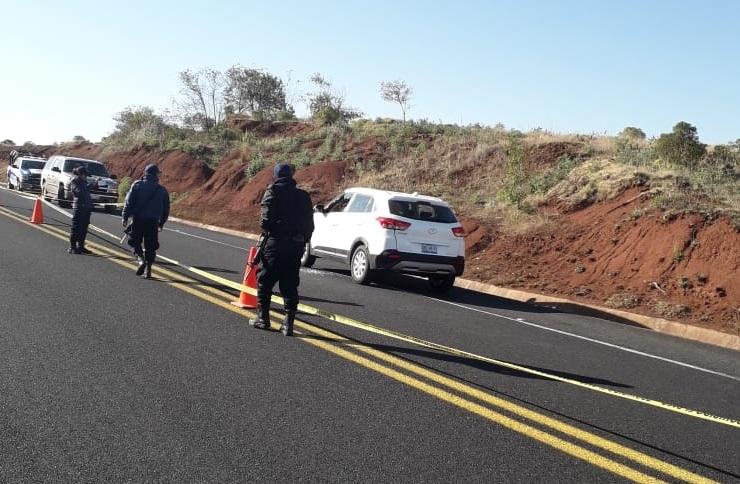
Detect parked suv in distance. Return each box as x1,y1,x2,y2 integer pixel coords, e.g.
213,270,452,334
7,151,47,192
41,156,118,209
303,188,466,292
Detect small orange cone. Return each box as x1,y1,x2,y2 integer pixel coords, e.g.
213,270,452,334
231,246,259,309
30,198,44,224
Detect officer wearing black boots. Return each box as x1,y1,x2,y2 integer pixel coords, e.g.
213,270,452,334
69,165,94,254
122,164,170,279
249,163,314,336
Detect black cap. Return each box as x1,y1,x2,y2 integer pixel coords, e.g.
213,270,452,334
145,164,160,176
273,163,293,179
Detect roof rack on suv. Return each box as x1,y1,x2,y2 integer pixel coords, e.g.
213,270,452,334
8,150,47,165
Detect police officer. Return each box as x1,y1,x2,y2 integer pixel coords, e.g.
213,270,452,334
69,165,94,254
121,164,170,279
250,163,314,336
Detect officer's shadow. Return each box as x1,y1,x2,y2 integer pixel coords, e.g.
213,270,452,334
300,295,362,307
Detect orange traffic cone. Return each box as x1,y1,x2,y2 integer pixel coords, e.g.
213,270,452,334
231,246,259,309
30,198,44,224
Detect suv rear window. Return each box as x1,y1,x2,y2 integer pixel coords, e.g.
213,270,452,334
388,200,457,223
63,160,110,177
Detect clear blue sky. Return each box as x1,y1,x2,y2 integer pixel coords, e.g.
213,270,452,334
1,0,739,144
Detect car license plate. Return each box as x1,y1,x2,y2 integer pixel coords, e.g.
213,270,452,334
421,244,438,255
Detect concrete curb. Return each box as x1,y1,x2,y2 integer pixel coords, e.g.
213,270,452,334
454,279,739,351
169,216,739,351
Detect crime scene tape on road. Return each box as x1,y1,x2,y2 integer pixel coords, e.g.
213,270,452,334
32,197,740,430
0,205,730,483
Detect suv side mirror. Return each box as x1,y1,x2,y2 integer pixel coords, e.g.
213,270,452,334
110,174,117,180
314,203,325,213
51,167,60,173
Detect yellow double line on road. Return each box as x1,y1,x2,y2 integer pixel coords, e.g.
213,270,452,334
0,205,721,483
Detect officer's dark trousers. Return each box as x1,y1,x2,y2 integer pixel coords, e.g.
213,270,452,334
128,218,159,263
257,237,304,312
69,208,91,249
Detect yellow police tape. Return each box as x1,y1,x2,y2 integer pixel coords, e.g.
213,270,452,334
36,198,740,430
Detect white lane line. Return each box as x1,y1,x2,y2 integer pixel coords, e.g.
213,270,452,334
0,186,38,201
101,212,249,252
164,227,249,251
428,297,740,382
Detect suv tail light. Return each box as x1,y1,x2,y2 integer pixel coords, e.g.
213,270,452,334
452,226,466,237
377,217,411,231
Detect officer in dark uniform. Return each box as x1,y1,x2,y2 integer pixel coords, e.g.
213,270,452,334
250,163,314,336
121,164,170,279
69,165,94,254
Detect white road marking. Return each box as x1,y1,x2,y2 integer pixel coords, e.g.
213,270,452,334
100,212,250,252
428,297,740,382
163,227,249,251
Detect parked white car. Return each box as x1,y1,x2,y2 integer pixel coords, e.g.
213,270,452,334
40,155,118,210
7,152,47,192
303,187,466,292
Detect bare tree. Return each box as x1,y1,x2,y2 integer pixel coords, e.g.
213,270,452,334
380,80,412,122
176,68,224,131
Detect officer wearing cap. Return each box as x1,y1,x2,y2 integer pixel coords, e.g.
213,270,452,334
69,165,94,254
249,163,314,336
122,164,170,279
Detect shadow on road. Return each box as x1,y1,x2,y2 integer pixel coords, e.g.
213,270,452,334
192,266,239,275
313,262,648,329
300,333,631,388
301,295,363,307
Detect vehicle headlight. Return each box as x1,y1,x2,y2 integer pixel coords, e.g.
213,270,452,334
20,170,30,180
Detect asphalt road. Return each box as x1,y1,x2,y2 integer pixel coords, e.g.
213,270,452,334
1,186,738,483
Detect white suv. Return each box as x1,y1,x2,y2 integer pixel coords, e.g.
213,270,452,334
7,152,47,192
303,188,465,292
41,155,118,209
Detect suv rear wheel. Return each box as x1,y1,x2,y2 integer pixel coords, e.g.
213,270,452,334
301,242,317,268
428,276,455,293
42,185,51,201
350,245,372,284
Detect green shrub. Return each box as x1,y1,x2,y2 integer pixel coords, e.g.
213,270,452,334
528,156,581,195
117,176,133,203
655,122,706,168
292,150,313,169
245,151,266,177
615,137,654,166
619,127,646,140
497,136,528,206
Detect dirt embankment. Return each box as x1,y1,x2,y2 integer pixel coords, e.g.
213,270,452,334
467,189,739,334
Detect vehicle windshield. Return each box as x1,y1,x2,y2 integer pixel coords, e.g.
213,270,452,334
21,160,46,170
388,200,458,223
62,160,110,177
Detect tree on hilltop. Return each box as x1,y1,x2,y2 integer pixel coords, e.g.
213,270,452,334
223,66,291,120
304,73,361,126
380,80,413,122
655,121,706,168
176,68,224,131
619,126,646,140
